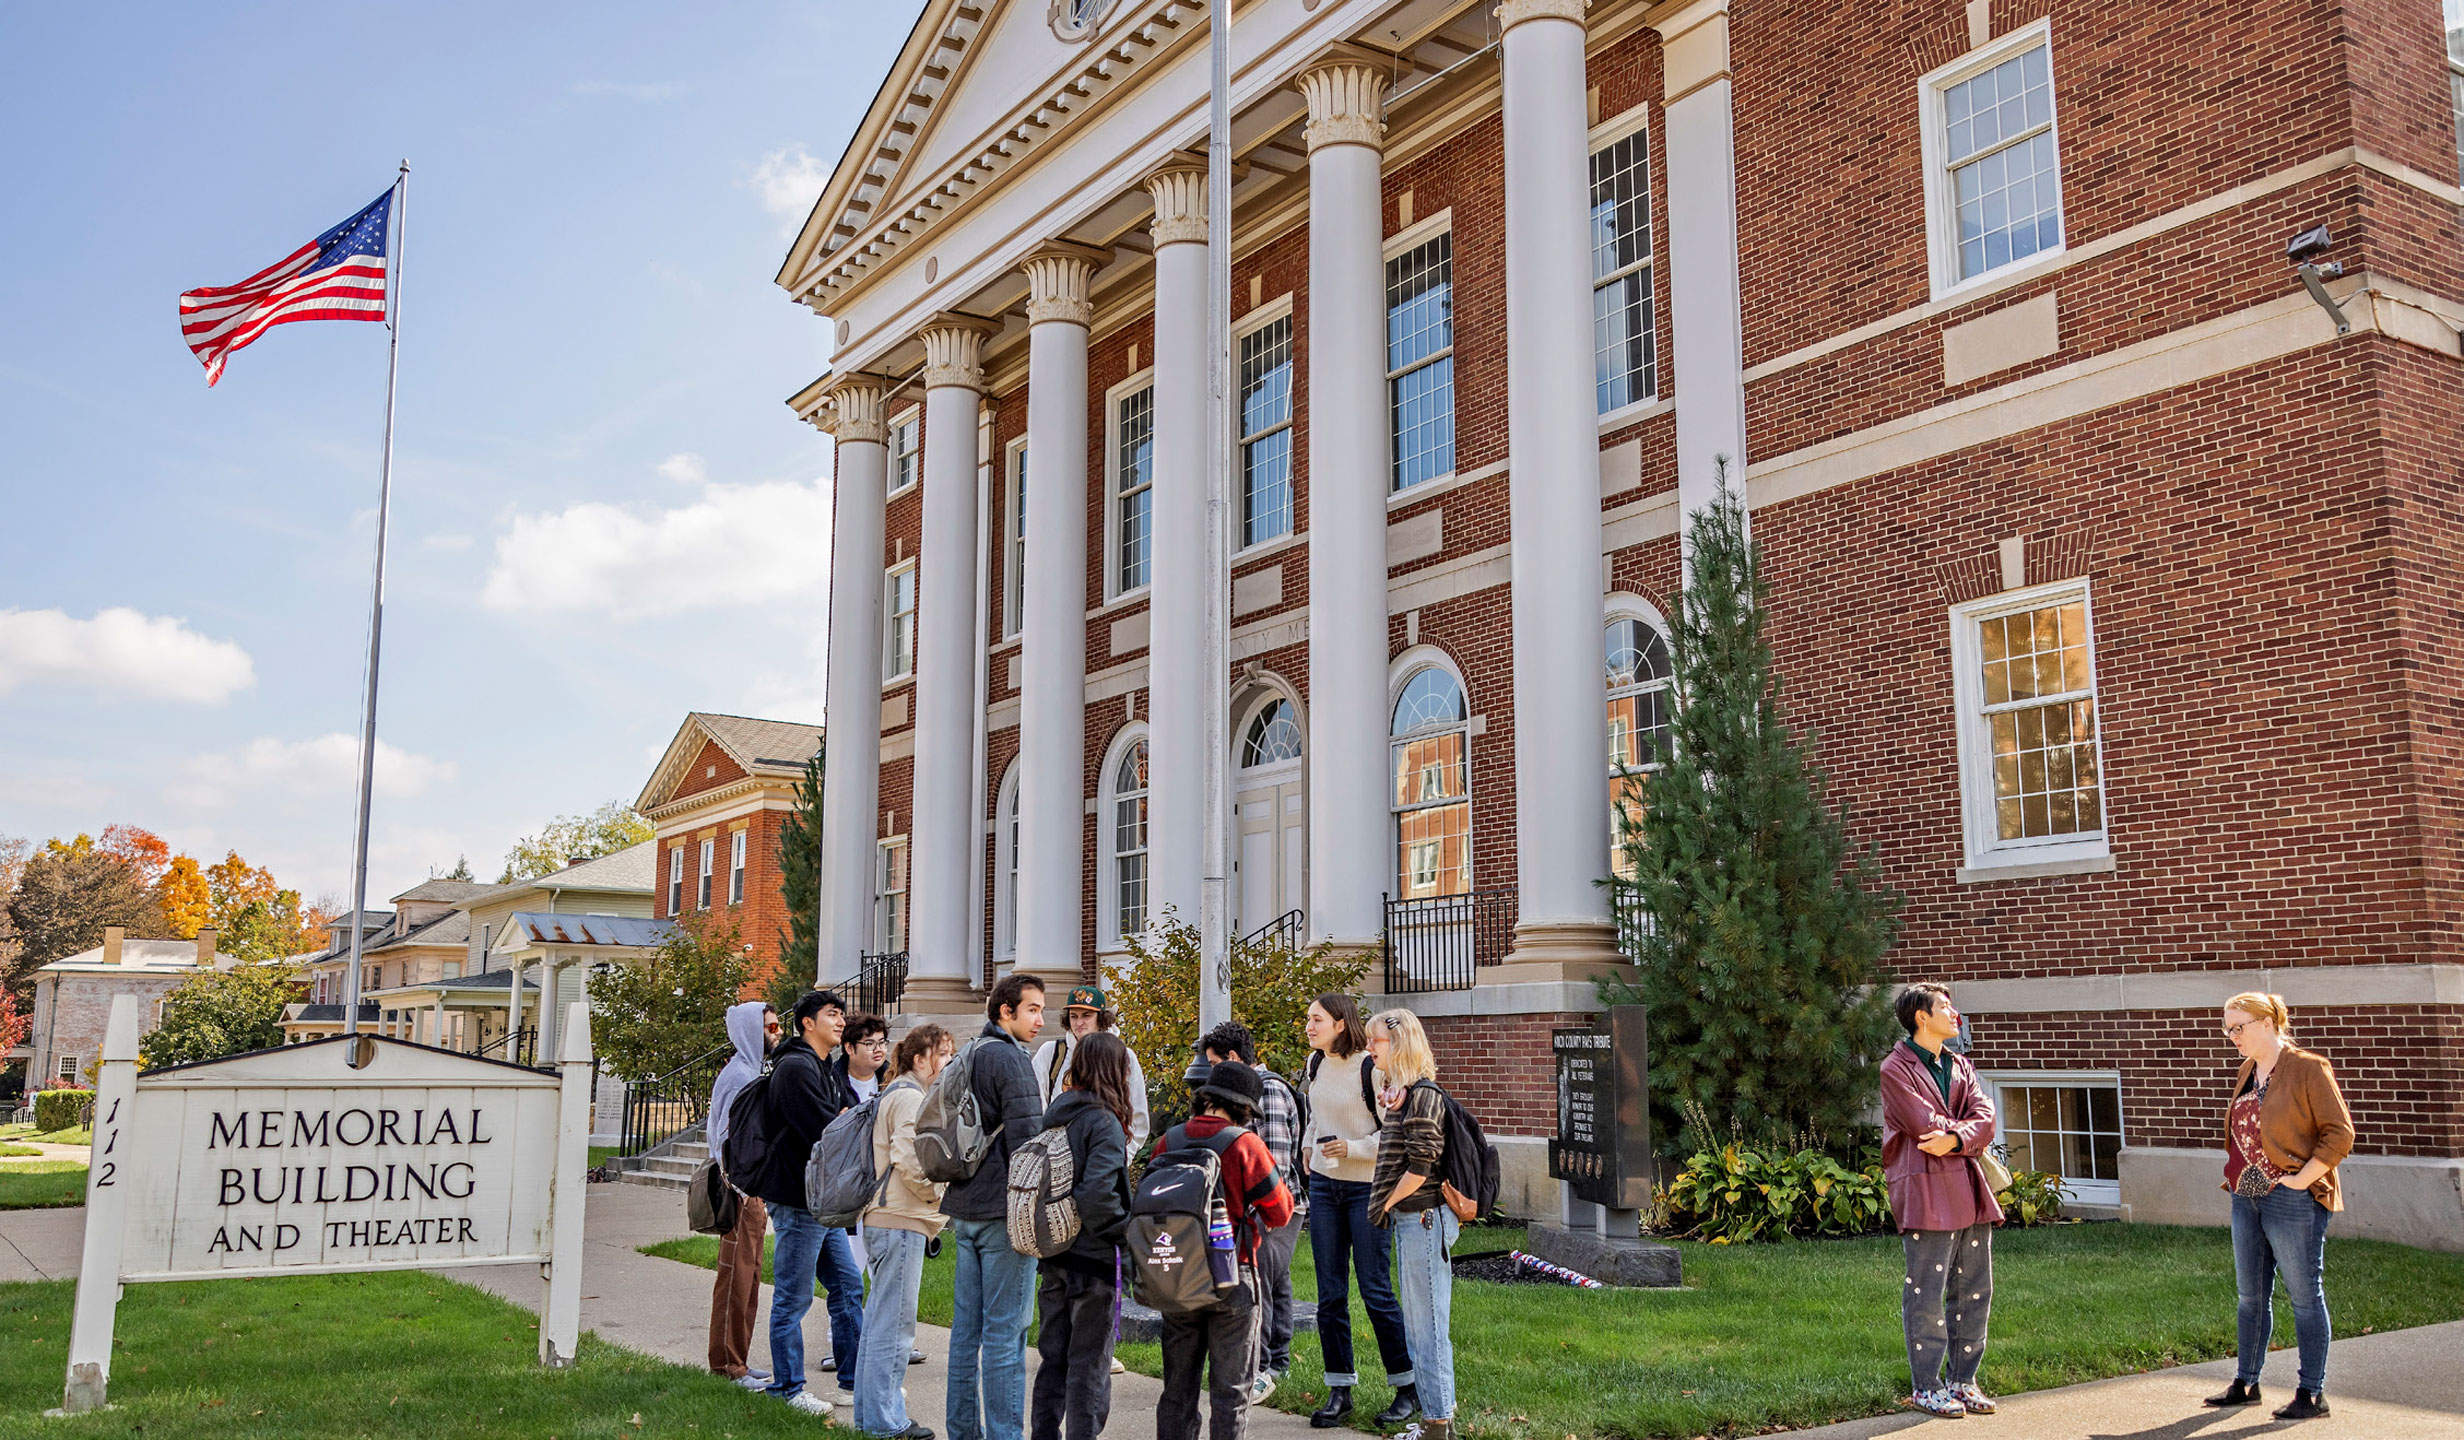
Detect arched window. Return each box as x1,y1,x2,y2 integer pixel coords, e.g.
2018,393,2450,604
993,765,1020,964
1391,667,1470,899
1241,699,1302,768
1112,739,1150,939
1606,615,1674,871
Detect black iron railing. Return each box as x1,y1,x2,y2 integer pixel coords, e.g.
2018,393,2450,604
1382,887,1518,993
617,1042,729,1158
858,951,910,1017
1240,909,1305,954
473,1026,538,1067
1609,878,1656,963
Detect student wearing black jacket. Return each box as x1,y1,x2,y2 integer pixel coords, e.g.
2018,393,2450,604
752,989,864,1416
1029,1033,1136,1440
943,975,1048,1440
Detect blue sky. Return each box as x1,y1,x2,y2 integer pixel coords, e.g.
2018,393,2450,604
0,3,915,902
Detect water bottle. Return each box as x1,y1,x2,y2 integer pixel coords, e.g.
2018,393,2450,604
1206,1195,1238,1290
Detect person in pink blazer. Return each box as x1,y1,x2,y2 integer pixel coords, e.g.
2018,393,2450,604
1881,983,2005,1420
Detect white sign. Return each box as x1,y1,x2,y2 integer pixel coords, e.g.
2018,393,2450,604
59,996,595,1414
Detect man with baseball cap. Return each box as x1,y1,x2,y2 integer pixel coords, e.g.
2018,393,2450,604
1031,983,1151,1153
1154,1060,1296,1440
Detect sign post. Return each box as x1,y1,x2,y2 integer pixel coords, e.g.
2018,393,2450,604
1531,1004,1680,1287
54,998,594,1412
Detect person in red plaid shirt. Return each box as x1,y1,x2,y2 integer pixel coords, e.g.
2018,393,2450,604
1202,1020,1307,1406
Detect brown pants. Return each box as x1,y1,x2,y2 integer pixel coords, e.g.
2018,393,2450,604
708,1193,768,1376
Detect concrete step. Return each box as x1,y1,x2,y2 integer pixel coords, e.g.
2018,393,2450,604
612,1167,690,1191
637,1154,699,1179
671,1142,708,1162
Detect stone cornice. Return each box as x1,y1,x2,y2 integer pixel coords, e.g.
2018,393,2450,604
1144,158,1210,247
919,314,1001,391
1023,242,1107,327
1297,51,1392,154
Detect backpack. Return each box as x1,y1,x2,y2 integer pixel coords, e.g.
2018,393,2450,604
686,1157,740,1236
914,1037,1003,1183
1413,1080,1501,1224
1005,1122,1081,1258
1127,1124,1247,1316
805,1081,906,1227
718,1071,779,1189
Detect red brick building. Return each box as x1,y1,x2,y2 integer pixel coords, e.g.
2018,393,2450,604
776,0,2464,1246
637,712,825,995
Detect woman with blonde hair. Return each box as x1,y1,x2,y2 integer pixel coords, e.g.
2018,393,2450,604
2203,993,2353,1422
1365,1009,1455,1440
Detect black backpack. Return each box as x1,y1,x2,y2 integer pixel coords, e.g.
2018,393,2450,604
1413,1080,1500,1223
1127,1124,1246,1316
719,1070,779,1189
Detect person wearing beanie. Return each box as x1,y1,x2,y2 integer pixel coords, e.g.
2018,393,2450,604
1154,1060,1295,1440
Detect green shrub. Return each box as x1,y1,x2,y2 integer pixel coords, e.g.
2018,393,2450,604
1663,1141,1892,1243
33,1089,92,1135
1995,1160,2067,1226
1111,913,1370,1122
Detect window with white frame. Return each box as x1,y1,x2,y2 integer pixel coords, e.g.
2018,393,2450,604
1605,614,1674,871
1386,232,1456,490
1989,1072,2122,1203
1391,666,1471,899
728,829,747,905
1951,581,2108,869
1003,441,1027,638
57,1054,78,1081
1921,23,2064,295
994,765,1020,962
1113,382,1155,593
1242,699,1302,767
887,410,921,495
1111,739,1150,939
875,838,908,953
884,563,917,682
697,838,714,909
1590,120,1656,412
1238,312,1294,546
668,844,684,914
2446,2,2463,186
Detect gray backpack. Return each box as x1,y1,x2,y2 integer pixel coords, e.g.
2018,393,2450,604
914,1038,1003,1183
1006,1123,1081,1257
804,1081,906,1227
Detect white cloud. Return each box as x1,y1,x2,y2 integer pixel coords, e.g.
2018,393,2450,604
481,466,831,618
571,79,687,101
748,146,829,230
656,452,708,486
169,734,457,809
0,607,255,704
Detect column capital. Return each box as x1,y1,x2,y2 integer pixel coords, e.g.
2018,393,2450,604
1144,158,1209,247
1021,241,1107,327
1497,0,1587,30
823,375,892,443
1296,48,1392,154
917,314,1001,391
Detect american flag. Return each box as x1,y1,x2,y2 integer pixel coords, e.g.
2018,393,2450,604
179,188,393,386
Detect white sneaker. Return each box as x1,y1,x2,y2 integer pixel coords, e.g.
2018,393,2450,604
1249,1372,1278,1406
733,1373,771,1392
783,1391,834,1417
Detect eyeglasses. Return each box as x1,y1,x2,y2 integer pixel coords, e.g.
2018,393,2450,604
2223,1019,2265,1040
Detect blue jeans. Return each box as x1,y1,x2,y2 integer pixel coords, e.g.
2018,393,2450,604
854,1225,926,1435
766,1204,865,1400
2233,1184,2332,1392
947,1216,1037,1440
1306,1174,1414,1389
1392,1206,1459,1420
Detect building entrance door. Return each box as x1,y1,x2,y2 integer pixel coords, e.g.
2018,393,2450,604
1233,697,1306,937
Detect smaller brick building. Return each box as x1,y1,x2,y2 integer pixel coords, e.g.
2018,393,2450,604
27,926,226,1089
637,712,826,996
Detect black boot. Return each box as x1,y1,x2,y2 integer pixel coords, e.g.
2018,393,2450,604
1373,1385,1420,1426
2203,1379,2261,1407
2273,1389,2331,1420
1310,1387,1353,1429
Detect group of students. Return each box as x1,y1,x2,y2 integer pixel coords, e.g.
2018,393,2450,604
1885,984,2356,1423
698,975,1478,1440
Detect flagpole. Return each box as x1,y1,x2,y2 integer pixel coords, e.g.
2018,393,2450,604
342,160,407,1048
1197,2,1233,1034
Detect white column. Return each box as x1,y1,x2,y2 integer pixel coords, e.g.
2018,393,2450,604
1502,0,1622,972
1016,246,1103,981
816,378,891,980
538,959,563,1060
1651,0,1749,517
1144,161,1210,932
1297,57,1393,951
907,315,1001,1006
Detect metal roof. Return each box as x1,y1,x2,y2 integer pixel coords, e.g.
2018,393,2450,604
505,912,676,949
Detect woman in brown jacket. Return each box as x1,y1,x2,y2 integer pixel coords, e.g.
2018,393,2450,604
2203,993,2353,1422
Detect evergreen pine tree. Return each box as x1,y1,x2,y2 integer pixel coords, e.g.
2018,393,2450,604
1609,461,1902,1152
771,743,825,1010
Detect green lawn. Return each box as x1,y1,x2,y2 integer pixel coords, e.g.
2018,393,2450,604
0,1272,828,1438
30,1127,90,1147
642,1232,961,1327
655,1219,2464,1438
0,1163,88,1211
0,1146,41,1158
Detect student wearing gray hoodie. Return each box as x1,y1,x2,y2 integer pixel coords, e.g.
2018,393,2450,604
706,1000,778,1386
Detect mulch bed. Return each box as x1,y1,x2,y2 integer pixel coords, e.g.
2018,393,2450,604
1451,1250,1563,1285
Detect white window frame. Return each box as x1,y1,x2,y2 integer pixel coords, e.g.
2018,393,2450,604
875,837,909,953
1950,577,2111,875
1604,596,1675,863
728,829,747,905
883,561,918,684
2446,2,2463,187
667,844,684,914
1105,369,1158,600
1589,104,1659,420
1984,1069,2124,1206
1384,212,1457,493
697,838,715,910
992,762,1021,965
1387,648,1474,898
57,1054,78,1082
1234,296,1297,552
1096,724,1151,950
1918,19,2067,301
885,407,922,498
1002,437,1028,639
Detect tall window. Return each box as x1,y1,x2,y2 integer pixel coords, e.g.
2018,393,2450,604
1242,699,1302,767
1238,315,1294,546
888,412,920,494
875,839,908,953
1115,385,1155,592
728,830,746,905
1922,25,2064,294
1386,233,1455,490
668,845,684,914
1004,443,1027,638
697,838,714,909
994,767,1020,962
1953,582,2107,870
1391,667,1471,899
884,564,917,682
2447,2,2463,185
1590,125,1656,412
1112,740,1150,938
1605,616,1674,869
1993,1075,2122,1203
